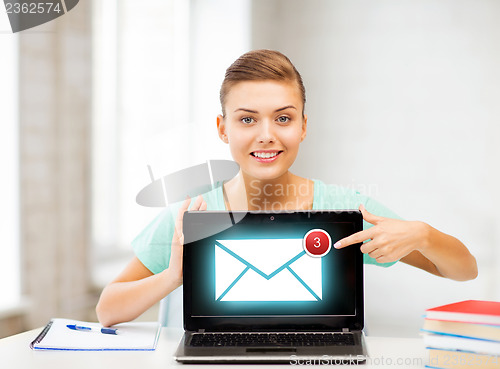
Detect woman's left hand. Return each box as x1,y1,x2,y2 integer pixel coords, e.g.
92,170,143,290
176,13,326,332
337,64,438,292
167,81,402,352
334,204,429,264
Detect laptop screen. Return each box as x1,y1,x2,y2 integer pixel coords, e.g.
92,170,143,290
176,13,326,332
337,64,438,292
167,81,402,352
183,211,364,332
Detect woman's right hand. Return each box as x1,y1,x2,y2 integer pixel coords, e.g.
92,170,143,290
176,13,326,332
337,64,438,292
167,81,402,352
96,195,207,327
167,195,207,286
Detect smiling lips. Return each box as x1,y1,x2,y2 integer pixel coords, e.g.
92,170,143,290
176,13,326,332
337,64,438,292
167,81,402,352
251,150,283,163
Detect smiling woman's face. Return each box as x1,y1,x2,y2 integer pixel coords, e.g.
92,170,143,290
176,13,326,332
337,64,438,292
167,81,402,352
217,80,307,181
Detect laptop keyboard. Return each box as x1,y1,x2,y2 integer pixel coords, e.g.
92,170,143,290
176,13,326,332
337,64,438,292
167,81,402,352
189,332,355,347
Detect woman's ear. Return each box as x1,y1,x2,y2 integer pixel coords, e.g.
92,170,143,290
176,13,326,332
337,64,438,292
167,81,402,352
217,115,229,143
300,114,308,142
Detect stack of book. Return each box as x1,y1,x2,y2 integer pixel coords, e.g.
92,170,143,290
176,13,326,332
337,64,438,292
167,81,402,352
422,300,500,369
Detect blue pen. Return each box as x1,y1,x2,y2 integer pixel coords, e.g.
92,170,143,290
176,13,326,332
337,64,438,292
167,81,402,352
66,324,118,335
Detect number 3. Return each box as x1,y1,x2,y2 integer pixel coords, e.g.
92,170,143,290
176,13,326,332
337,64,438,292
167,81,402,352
314,237,321,248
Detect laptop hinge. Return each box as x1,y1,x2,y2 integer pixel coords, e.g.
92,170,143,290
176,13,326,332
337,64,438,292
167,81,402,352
198,329,205,333
342,328,350,333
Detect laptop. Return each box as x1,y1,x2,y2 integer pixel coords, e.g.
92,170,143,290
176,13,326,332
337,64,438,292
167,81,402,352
174,210,367,364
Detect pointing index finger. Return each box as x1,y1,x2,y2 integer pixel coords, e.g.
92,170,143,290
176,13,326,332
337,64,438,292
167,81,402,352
334,228,374,249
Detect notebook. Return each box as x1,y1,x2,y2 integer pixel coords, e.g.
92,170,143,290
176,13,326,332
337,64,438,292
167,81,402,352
30,318,161,351
174,210,367,363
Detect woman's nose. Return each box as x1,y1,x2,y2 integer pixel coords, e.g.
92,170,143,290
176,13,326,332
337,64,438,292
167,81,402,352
257,120,276,143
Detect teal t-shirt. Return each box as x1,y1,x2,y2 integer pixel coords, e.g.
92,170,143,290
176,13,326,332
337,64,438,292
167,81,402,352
132,179,401,273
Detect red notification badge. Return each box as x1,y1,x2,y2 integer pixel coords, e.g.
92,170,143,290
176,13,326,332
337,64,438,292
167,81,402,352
303,229,332,257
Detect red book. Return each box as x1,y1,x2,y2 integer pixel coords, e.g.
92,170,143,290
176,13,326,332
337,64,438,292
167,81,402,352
426,300,500,325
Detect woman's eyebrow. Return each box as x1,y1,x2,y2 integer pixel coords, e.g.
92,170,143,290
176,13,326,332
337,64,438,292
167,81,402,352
234,105,297,114
275,105,297,112
234,108,258,113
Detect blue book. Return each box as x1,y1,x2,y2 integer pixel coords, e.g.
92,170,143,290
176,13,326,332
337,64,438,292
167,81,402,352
422,332,500,356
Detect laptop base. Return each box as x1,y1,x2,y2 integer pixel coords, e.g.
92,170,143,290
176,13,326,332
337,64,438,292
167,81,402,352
174,330,368,364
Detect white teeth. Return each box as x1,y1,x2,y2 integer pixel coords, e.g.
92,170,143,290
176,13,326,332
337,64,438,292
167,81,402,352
253,152,278,159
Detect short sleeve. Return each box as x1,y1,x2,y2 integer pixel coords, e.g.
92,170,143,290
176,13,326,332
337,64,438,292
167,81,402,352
131,206,178,274
131,184,226,275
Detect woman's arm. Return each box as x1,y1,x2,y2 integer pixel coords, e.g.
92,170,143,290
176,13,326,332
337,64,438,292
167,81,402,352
96,196,206,327
95,257,181,327
334,205,478,281
399,225,478,281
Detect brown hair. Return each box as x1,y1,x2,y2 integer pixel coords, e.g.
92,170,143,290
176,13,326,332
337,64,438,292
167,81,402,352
220,49,306,116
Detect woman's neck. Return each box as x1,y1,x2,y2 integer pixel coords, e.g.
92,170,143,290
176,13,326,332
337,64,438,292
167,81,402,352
223,171,314,211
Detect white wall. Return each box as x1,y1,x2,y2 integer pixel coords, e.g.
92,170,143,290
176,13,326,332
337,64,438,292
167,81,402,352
252,0,500,337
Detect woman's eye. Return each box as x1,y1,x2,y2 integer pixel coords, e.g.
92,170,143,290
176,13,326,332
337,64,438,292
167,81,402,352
241,117,254,124
277,116,290,123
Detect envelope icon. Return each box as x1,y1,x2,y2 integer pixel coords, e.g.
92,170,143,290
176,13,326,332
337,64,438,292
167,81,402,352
215,238,322,302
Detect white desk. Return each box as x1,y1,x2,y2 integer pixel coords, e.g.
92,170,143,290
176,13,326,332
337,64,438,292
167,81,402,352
0,327,427,368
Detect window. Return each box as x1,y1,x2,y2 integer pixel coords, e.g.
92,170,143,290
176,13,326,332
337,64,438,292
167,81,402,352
91,0,250,277
92,0,193,269
0,13,20,309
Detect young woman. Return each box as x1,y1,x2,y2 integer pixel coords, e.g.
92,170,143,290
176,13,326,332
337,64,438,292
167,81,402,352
96,50,477,327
